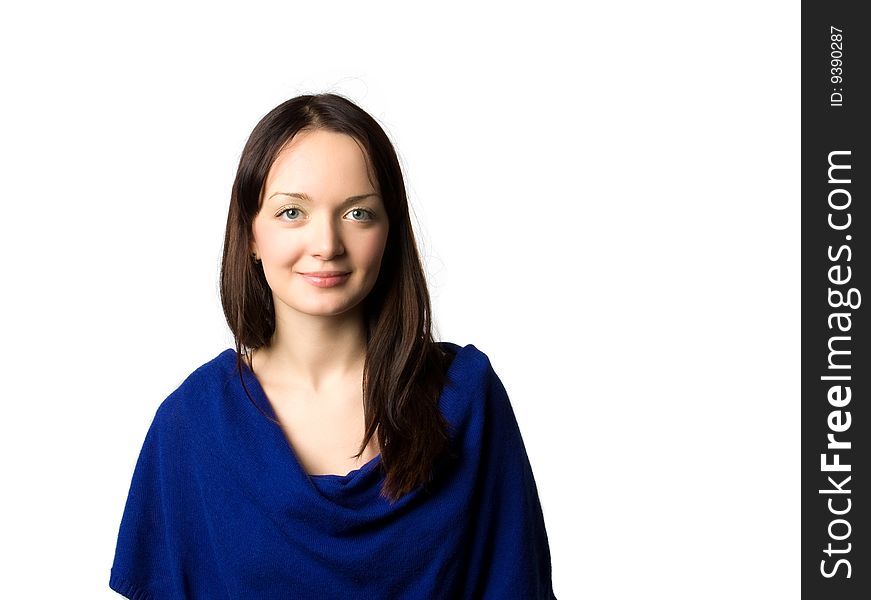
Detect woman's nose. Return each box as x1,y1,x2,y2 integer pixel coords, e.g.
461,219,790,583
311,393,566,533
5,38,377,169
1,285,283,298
309,216,345,259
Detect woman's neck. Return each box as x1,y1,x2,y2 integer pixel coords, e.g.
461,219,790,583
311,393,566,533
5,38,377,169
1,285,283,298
252,306,368,394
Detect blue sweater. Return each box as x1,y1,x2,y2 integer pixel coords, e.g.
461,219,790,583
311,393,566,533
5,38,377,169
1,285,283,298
109,342,557,599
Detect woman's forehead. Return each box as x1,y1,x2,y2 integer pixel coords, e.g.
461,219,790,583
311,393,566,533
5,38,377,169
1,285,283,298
265,130,378,196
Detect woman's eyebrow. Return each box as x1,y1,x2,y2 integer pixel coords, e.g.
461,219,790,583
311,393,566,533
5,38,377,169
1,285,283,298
267,192,379,205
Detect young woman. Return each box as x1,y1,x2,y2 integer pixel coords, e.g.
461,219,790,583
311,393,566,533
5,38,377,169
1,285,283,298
109,93,557,599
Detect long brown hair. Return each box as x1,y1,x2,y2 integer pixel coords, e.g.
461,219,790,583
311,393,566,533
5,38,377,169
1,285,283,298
220,93,455,503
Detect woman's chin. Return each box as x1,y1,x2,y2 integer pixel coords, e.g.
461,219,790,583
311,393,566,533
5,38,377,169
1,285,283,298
286,300,364,319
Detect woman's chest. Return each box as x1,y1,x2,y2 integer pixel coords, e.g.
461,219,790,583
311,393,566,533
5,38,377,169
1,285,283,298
264,384,380,477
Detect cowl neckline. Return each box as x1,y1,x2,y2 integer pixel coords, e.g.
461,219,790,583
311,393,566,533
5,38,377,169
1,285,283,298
215,341,466,514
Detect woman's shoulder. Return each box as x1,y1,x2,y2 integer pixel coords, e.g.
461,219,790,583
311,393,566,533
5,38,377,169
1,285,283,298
151,348,240,426
435,340,503,415
436,340,495,376
434,341,516,444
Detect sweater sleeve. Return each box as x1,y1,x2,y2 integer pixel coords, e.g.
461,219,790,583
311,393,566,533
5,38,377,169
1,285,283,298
109,401,227,600
109,412,173,599
478,364,558,600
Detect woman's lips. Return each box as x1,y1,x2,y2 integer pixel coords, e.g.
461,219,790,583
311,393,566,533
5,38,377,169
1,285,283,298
299,272,351,288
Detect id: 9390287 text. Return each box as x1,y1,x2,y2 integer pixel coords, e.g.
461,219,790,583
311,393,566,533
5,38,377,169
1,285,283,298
830,26,844,107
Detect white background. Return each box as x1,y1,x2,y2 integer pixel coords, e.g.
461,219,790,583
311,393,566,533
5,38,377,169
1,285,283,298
0,1,799,598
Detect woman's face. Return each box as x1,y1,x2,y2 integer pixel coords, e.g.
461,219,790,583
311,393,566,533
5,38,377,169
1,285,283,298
251,129,389,320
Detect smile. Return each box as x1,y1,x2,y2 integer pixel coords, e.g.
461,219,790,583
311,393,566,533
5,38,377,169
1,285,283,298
299,273,351,288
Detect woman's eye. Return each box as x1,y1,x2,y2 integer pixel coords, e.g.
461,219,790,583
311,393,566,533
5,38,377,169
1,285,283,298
346,208,374,221
279,207,302,221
